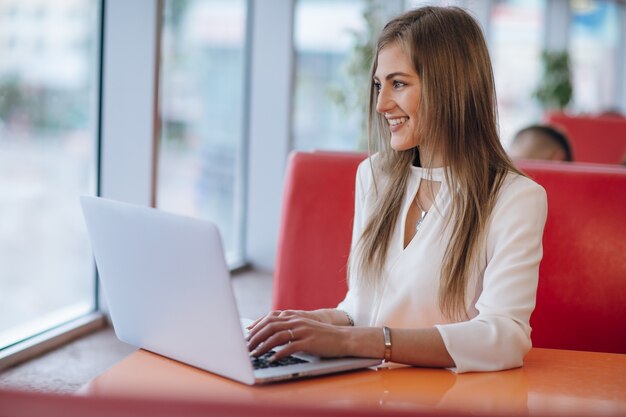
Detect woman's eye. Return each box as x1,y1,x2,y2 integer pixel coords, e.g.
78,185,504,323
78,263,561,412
374,82,382,92
393,80,406,89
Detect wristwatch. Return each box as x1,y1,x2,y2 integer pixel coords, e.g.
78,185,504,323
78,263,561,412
383,326,392,362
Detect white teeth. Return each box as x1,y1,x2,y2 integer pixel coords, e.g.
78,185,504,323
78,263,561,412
388,117,408,126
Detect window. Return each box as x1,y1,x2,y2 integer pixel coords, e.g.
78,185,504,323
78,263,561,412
0,0,100,349
156,0,248,265
569,0,621,113
292,0,365,151
490,0,545,146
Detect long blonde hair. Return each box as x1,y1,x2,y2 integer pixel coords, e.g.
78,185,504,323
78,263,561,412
351,6,521,320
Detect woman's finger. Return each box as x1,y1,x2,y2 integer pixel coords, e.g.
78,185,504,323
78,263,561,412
249,328,294,357
246,310,281,330
247,320,294,352
246,313,289,341
246,316,264,330
278,310,303,319
269,340,306,362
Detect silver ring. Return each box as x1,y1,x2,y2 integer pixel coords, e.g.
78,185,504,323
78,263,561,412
287,329,295,343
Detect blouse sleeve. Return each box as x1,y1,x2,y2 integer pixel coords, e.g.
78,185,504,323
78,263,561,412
336,159,372,319
435,175,548,372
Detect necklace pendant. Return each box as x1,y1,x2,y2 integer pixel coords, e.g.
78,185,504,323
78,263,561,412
415,210,427,234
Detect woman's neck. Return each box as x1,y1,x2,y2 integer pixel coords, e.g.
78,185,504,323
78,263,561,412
413,147,444,168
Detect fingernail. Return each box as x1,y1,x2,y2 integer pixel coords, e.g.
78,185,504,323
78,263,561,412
249,350,257,357
268,355,276,362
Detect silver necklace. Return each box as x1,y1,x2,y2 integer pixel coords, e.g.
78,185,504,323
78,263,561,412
415,199,428,233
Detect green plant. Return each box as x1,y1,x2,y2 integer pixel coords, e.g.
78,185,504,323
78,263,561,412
533,50,573,111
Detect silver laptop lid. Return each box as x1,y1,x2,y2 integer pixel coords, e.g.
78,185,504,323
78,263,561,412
80,196,256,385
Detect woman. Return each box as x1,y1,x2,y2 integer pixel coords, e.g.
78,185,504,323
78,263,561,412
247,6,547,373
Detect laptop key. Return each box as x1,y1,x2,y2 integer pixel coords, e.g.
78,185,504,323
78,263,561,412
252,350,309,370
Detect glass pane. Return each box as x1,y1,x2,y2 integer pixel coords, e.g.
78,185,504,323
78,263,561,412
491,0,545,147
405,0,466,8
157,0,247,264
569,0,620,113
0,0,99,348
292,0,366,151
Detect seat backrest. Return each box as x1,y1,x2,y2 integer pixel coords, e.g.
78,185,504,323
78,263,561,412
517,161,626,354
273,151,626,353
545,113,626,164
272,151,366,311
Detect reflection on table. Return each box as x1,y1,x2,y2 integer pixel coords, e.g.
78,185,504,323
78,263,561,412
81,348,626,416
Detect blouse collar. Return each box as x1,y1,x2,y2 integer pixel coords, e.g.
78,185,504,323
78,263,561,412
409,165,447,182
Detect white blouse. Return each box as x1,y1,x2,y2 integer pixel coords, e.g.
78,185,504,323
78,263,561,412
337,157,548,373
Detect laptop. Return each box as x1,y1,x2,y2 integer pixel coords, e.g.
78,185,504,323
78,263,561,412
80,196,381,385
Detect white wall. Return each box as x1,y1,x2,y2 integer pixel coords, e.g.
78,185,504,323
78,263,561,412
244,0,295,270
100,0,160,206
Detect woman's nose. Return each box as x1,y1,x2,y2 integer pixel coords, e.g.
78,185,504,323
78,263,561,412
376,88,393,114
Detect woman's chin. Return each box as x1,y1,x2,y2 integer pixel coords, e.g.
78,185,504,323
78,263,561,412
390,136,417,152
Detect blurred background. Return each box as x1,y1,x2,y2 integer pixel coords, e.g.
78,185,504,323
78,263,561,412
0,0,624,354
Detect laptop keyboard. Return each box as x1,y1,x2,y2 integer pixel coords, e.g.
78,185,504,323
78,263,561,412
251,350,309,370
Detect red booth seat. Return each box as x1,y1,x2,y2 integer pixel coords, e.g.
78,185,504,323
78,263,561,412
545,113,626,164
273,151,626,354
518,160,626,353
272,151,367,311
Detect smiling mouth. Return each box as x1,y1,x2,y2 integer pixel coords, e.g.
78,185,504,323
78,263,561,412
388,117,408,127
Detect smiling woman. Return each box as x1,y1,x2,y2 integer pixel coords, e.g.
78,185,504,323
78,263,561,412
247,6,547,374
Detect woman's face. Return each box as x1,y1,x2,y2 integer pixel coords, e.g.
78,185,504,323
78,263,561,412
374,43,422,151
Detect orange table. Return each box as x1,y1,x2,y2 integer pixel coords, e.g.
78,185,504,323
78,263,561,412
80,348,626,416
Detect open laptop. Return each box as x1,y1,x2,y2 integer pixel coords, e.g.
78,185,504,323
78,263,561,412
80,196,381,385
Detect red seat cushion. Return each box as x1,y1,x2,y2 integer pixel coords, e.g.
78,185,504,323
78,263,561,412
545,113,626,164
273,151,626,353
518,161,626,354
272,151,366,311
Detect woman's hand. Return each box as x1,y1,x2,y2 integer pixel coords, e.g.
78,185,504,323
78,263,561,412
246,311,350,361
246,309,324,331
246,310,455,367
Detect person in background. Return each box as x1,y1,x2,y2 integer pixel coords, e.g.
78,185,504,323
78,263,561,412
247,6,547,373
509,125,573,162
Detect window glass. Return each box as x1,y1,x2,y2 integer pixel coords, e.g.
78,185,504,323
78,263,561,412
405,0,462,7
0,0,100,348
157,0,247,264
569,0,620,113
491,0,545,147
292,0,366,151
